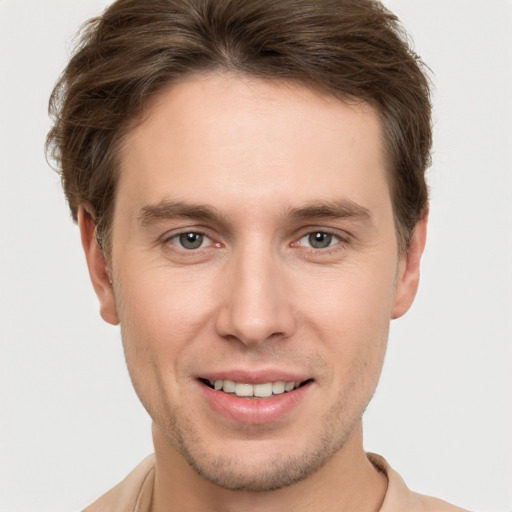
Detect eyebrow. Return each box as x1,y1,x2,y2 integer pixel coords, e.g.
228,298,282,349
138,201,223,226
138,198,372,226
286,199,372,223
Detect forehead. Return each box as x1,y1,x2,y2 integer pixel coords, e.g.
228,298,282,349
116,72,390,221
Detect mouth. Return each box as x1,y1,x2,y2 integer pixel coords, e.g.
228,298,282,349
198,375,314,424
199,378,313,398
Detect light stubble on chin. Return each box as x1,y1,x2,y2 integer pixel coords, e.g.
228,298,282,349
157,394,362,493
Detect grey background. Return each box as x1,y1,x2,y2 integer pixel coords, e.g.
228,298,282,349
1,1,511,510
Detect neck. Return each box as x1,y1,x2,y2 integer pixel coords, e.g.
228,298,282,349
149,422,387,512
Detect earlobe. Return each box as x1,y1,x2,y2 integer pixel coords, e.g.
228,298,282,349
77,206,119,325
391,210,428,319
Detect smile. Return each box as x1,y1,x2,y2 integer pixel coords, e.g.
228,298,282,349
204,379,305,398
199,377,313,424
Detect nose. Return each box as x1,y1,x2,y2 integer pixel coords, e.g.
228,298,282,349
215,245,296,346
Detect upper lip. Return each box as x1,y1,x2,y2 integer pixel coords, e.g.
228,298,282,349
197,369,311,384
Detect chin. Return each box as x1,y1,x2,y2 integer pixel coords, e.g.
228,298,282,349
164,414,352,492
182,446,333,492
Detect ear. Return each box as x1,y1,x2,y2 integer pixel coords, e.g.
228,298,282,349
391,210,428,319
77,206,119,325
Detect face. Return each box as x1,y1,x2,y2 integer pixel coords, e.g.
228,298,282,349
81,72,425,492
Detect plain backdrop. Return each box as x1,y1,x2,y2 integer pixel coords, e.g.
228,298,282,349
1,1,511,511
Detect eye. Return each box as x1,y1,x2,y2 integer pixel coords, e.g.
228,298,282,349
299,231,340,249
170,232,211,250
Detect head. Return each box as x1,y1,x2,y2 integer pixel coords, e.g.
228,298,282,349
47,0,431,258
47,0,432,494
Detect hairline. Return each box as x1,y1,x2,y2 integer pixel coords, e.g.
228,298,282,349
97,70,407,259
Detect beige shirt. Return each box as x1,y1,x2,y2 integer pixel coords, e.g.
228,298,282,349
83,453,470,512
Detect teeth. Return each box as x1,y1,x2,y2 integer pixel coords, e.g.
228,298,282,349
272,381,286,394
212,379,301,397
223,380,236,393
235,383,253,397
254,382,273,398
284,381,295,392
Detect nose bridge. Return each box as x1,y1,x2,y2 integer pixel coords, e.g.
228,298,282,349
216,239,295,345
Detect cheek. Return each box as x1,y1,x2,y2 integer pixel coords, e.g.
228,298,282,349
303,259,396,329
113,265,217,386
118,263,213,330
300,263,395,375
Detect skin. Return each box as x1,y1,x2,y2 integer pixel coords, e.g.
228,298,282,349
79,72,427,512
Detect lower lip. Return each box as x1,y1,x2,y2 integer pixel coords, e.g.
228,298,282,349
199,381,311,425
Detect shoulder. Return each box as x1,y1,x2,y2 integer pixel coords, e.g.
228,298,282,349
414,494,472,512
368,453,472,512
82,454,155,512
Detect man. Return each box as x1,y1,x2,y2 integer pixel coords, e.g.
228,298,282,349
46,0,470,510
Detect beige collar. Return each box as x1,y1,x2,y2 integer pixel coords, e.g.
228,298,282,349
84,452,469,512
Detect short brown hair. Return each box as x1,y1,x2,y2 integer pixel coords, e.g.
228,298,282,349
47,0,432,255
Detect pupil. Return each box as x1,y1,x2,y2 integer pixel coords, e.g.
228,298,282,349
180,232,203,249
309,232,332,249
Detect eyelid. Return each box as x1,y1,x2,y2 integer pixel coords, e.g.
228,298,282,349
171,232,211,249
298,231,340,248
157,225,350,253
292,226,350,243
160,227,220,248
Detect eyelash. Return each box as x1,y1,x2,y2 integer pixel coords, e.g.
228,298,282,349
294,231,343,250
163,231,218,251
161,229,349,254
